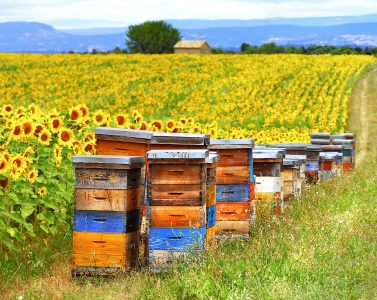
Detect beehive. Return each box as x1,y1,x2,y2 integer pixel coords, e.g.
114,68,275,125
72,155,144,276
319,152,339,180
253,147,285,217
305,145,321,184
95,128,209,259
310,132,331,145
209,139,254,238
147,150,209,269
282,159,302,200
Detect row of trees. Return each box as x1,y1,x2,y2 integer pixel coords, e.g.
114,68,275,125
240,42,377,55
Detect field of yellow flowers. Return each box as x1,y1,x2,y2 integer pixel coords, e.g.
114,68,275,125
0,53,374,251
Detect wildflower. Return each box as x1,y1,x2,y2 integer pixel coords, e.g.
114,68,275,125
37,187,48,197
38,129,52,145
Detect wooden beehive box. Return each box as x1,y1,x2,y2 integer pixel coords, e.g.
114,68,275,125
310,132,331,145
253,148,284,216
209,139,254,238
282,159,301,200
305,145,321,184
147,149,208,269
205,152,218,248
72,155,144,276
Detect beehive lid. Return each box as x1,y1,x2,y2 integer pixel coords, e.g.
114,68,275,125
310,132,331,139
320,152,339,160
311,138,331,145
336,133,356,139
205,152,219,164
285,154,307,161
274,143,307,150
320,145,343,151
253,149,284,159
306,145,322,152
95,127,153,143
151,132,210,146
283,159,301,167
209,139,254,149
322,151,343,157
72,155,144,167
332,139,354,145
147,149,209,160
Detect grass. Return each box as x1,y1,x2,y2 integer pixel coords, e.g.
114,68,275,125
1,66,377,299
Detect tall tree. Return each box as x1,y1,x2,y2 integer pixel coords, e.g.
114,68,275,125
126,21,181,54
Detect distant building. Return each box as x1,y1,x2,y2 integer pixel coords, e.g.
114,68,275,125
174,40,212,54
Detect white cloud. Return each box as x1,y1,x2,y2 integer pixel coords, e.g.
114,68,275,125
0,0,377,28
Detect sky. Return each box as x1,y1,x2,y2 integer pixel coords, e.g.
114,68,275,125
1,0,377,29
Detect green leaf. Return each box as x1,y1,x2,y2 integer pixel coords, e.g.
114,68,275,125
20,206,35,219
6,227,16,237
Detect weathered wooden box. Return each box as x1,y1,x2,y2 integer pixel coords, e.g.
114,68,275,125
72,155,144,275
305,145,321,184
253,148,284,216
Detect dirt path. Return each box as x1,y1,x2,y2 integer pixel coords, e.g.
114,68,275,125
349,65,377,165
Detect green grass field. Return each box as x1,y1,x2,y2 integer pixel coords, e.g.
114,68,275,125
1,67,377,300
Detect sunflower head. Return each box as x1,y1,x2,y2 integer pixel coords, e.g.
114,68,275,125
151,120,162,131
0,158,9,174
38,129,52,145
37,187,48,197
11,124,22,140
27,169,38,183
22,120,34,139
69,107,82,122
49,117,63,133
115,114,127,127
58,128,74,147
78,104,90,119
3,104,13,115
167,120,175,130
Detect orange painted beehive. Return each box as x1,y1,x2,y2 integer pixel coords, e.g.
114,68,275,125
72,155,144,276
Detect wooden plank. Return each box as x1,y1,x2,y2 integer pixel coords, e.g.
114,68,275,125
149,184,203,206
216,149,249,167
206,167,217,187
150,206,206,228
216,202,251,221
149,227,206,250
73,210,140,233
74,188,142,211
75,168,141,189
216,220,250,235
216,184,250,202
216,166,249,184
206,225,217,249
149,250,188,268
206,205,216,228
253,162,281,177
73,231,139,268
255,177,281,193
150,164,202,184
282,169,297,182
206,185,216,206
96,140,149,157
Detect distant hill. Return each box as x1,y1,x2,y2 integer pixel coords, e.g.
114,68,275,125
1,18,377,53
0,22,124,53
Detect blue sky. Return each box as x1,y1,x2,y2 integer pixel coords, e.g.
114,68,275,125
1,0,377,28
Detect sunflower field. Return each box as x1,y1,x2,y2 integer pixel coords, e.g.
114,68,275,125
0,53,374,252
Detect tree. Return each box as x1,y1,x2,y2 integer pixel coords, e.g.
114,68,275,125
126,21,181,54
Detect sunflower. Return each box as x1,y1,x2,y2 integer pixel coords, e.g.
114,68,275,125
34,124,44,136
10,124,22,140
180,117,188,125
151,120,162,131
38,128,52,145
10,165,22,180
29,104,39,115
49,117,63,133
37,187,48,197
22,120,34,139
0,158,9,174
84,133,94,142
78,104,89,119
84,142,95,154
27,169,38,183
167,120,175,130
115,114,127,127
93,110,108,126
58,128,74,147
69,106,82,122
12,154,27,171
0,178,9,188
134,114,143,124
2,104,13,115
138,121,148,130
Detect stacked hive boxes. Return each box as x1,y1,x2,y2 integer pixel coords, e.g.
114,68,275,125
331,134,356,171
310,132,331,145
282,159,302,200
273,143,307,199
209,139,255,238
320,145,344,177
319,152,339,180
72,155,144,275
147,150,209,269
305,145,321,184
95,128,209,259
205,152,219,248
253,147,285,217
